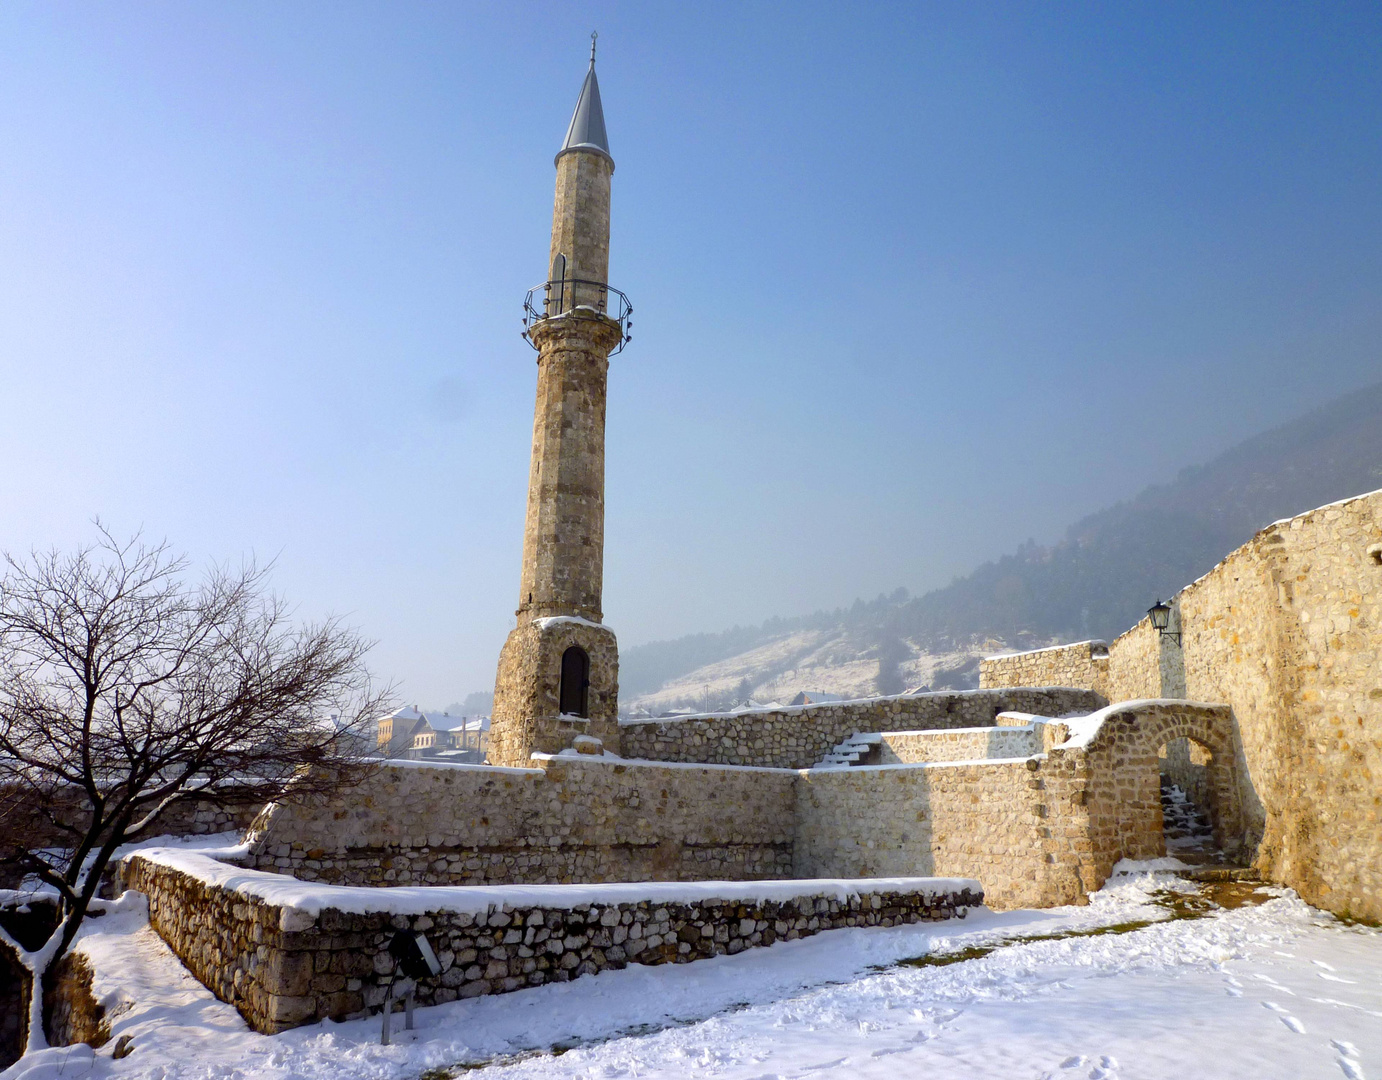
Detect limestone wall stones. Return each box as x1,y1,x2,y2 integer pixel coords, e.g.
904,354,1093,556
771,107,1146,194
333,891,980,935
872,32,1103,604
796,756,1095,910
247,757,797,887
875,726,1041,764
980,641,1111,697
120,853,982,1035
974,488,1382,921
619,688,1106,770
491,617,621,767
1176,491,1382,920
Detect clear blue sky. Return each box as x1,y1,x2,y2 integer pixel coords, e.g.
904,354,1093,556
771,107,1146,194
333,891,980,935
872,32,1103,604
0,3,1378,706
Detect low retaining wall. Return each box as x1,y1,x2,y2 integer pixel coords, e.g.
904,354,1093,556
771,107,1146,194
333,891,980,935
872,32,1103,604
121,850,982,1034
619,688,1106,769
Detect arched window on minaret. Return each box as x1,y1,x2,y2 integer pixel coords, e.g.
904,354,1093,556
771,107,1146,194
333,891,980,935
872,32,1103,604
559,646,590,717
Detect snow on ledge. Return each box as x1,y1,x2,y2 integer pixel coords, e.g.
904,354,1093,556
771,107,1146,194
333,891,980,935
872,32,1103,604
619,686,1075,727
876,724,1037,738
1053,697,1228,751
125,848,980,920
982,639,1108,662
535,751,799,775
372,758,544,776
533,615,610,632
807,756,1037,774
1111,856,1192,875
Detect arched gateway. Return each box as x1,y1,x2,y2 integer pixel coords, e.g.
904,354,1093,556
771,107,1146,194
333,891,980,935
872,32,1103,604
1075,700,1245,865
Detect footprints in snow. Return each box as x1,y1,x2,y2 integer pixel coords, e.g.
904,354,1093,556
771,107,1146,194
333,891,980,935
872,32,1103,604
1333,1040,1366,1080
1260,998,1368,1078
1055,1053,1120,1079
1262,999,1307,1033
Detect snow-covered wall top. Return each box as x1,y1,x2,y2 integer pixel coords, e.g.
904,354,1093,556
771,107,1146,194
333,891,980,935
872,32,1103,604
127,847,979,920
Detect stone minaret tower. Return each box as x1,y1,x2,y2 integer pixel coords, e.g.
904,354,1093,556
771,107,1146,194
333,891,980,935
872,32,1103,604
489,39,629,767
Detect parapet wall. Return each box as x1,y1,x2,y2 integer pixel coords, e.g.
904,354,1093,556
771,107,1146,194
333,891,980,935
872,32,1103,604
249,757,797,886
979,641,1110,699
976,488,1382,921
876,725,1042,764
619,687,1106,769
121,850,982,1034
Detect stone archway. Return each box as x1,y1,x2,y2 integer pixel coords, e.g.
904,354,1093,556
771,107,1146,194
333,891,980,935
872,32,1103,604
1081,701,1244,867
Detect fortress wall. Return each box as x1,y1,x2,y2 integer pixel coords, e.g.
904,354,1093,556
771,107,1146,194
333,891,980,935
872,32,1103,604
1175,492,1382,921
247,758,797,887
1104,621,1162,702
121,850,981,1034
979,641,1111,697
794,755,1095,910
975,489,1382,921
876,726,1040,764
618,688,1106,769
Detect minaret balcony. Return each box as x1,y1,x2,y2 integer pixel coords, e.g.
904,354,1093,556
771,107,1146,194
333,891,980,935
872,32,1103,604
523,279,632,355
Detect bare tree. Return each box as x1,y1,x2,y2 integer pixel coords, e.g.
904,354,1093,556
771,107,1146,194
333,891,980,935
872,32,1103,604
0,528,387,1054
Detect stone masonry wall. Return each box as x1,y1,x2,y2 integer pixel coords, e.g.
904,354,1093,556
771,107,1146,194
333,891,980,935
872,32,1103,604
1104,620,1162,702
979,641,1111,697
798,699,1241,909
248,757,797,887
876,726,1040,764
975,489,1382,920
120,853,982,1034
619,688,1106,769
796,755,1095,910
1176,491,1382,921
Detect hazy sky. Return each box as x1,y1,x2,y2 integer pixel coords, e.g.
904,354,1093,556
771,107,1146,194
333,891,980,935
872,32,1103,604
0,3,1379,706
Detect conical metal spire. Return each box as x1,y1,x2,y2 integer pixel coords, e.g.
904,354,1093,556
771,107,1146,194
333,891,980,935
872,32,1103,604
557,33,612,166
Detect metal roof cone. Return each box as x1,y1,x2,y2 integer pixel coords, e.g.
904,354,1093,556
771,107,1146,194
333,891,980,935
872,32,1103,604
557,41,611,166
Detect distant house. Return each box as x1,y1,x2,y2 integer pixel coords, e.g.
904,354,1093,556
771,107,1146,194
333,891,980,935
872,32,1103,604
376,706,490,762
376,706,427,756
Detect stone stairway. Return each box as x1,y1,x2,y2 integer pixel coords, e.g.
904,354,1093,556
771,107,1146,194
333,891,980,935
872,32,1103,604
1162,780,1260,882
813,732,882,768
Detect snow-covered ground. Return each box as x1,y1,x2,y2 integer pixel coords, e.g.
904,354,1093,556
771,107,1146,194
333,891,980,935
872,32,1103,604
5,867,1380,1080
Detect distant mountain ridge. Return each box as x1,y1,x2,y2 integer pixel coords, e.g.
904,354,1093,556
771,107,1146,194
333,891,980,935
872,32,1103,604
622,380,1382,710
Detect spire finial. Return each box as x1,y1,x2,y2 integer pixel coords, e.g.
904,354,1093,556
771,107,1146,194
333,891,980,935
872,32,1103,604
590,30,597,65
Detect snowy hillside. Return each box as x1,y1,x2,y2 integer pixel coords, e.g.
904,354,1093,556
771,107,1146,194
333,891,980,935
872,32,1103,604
626,628,1010,715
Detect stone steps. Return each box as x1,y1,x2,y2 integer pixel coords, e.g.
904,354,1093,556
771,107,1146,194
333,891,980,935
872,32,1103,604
813,732,882,769
1178,865,1262,883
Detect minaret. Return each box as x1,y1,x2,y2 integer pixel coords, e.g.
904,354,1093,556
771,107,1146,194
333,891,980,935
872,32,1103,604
489,37,630,767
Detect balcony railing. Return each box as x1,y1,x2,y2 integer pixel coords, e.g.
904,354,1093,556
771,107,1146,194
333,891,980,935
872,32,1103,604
523,278,633,355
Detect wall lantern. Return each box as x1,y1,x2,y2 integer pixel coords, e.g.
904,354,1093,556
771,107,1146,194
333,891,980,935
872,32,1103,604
1147,599,1180,644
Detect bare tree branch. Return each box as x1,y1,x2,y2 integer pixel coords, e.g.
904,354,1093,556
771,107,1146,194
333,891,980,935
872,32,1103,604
0,528,390,1054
